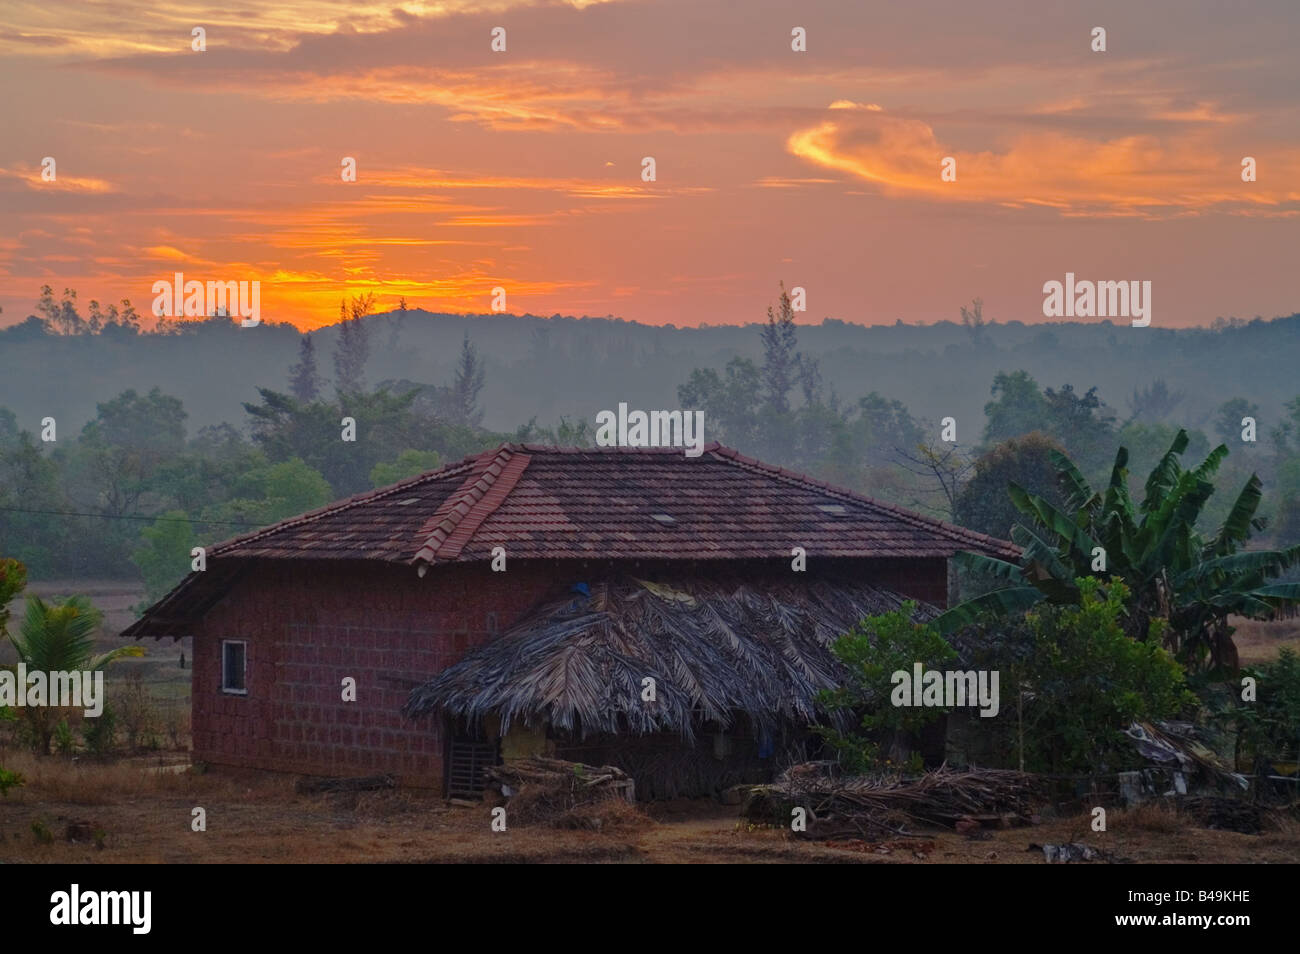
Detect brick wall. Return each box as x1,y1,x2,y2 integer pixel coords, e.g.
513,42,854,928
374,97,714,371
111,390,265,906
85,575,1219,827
191,555,949,786
192,560,554,785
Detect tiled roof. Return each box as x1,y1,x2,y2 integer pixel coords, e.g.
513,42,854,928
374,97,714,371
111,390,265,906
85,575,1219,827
205,443,1018,564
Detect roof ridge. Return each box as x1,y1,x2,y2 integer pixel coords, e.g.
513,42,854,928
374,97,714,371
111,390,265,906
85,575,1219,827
209,453,484,557
708,446,1018,557
412,447,531,564
515,442,724,455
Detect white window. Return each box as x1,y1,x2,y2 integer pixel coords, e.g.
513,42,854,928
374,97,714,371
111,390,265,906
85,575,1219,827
221,640,247,695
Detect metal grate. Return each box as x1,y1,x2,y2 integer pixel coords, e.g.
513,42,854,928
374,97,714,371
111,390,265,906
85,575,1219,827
446,723,499,799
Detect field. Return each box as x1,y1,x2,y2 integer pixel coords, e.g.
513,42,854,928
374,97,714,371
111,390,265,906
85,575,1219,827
2,580,1299,864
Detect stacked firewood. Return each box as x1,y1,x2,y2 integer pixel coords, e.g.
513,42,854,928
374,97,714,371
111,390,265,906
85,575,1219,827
744,764,1039,836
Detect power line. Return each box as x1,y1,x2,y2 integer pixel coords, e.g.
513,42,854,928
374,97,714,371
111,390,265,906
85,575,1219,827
0,505,262,529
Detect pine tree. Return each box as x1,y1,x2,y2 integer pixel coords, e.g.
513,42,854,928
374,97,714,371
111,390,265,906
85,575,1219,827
760,282,799,416
288,335,322,402
333,294,374,395
453,332,486,427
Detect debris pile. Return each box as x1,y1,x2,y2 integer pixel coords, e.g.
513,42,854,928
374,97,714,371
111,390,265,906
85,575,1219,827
743,764,1039,837
1029,842,1123,864
1180,795,1265,834
484,757,636,826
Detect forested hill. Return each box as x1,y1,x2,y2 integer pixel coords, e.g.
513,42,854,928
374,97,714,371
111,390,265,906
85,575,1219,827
2,308,1299,436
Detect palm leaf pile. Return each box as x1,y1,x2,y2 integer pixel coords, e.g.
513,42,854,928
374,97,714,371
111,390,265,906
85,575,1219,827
742,764,1039,837
404,576,936,740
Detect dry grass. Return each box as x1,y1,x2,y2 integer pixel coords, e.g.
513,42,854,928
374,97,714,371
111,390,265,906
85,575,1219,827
552,795,654,832
1232,615,1300,666
3,755,1299,863
1113,800,1182,833
0,749,284,805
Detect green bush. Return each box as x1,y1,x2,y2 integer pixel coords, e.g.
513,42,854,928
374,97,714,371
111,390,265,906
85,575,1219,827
817,601,957,773
0,766,22,796
82,704,117,756
53,718,75,756
1009,577,1195,774
1236,648,1300,766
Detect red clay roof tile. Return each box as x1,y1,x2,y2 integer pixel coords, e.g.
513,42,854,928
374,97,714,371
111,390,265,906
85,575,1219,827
202,443,1017,564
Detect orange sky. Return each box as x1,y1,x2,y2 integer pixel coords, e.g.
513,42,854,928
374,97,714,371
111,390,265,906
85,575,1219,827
2,0,1298,330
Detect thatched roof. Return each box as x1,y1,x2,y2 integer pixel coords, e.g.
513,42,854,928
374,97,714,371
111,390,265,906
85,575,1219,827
404,576,937,740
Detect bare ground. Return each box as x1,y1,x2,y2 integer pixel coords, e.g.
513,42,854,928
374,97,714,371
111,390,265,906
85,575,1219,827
0,754,1296,864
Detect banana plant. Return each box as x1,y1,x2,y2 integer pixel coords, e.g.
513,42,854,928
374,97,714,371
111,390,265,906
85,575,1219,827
934,430,1300,671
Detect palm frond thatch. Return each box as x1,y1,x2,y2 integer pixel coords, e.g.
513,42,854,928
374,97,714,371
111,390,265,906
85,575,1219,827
404,577,936,739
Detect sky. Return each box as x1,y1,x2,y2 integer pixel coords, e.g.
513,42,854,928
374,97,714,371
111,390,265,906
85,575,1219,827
1,0,1298,330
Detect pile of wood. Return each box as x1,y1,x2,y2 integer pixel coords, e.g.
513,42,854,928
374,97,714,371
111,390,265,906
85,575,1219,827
743,764,1039,837
485,757,636,825
1180,795,1265,834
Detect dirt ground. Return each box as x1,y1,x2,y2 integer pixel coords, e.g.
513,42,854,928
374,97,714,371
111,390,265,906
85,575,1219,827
0,753,1297,864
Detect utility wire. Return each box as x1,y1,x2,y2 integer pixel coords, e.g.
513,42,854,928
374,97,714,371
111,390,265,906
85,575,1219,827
0,505,263,529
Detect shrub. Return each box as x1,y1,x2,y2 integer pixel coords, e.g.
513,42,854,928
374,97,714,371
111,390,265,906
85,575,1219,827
1009,577,1195,774
119,671,159,751
53,718,75,756
0,766,22,796
817,601,957,773
82,704,117,756
1236,647,1300,766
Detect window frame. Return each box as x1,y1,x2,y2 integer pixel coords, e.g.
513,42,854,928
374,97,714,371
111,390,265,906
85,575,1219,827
221,639,248,695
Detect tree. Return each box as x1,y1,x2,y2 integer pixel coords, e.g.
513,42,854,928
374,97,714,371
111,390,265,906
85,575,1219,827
87,299,141,336
36,285,84,335
982,371,1049,447
955,433,1064,540
70,388,188,517
895,440,973,522
935,430,1300,672
513,416,593,447
1215,398,1260,445
1127,379,1185,423
370,449,442,487
1007,577,1193,775
677,358,763,451
387,296,408,351
0,425,64,574
131,512,196,606
452,333,486,428
333,293,375,395
203,457,333,527
1042,384,1117,474
760,283,799,417
0,558,27,639
288,336,322,402
6,595,142,753
960,297,990,349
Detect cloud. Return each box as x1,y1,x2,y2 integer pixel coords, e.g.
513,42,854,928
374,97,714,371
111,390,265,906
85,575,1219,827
0,164,116,194
788,106,1300,218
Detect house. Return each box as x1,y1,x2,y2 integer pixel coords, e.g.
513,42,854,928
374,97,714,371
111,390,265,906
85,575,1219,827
123,443,1016,796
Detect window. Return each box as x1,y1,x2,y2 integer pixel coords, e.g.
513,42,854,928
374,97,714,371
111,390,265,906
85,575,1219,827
221,640,247,695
